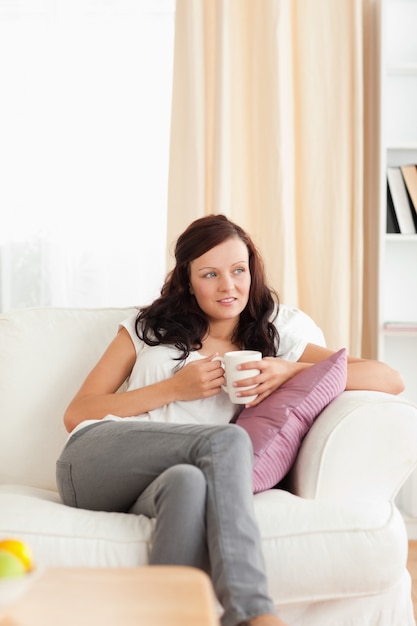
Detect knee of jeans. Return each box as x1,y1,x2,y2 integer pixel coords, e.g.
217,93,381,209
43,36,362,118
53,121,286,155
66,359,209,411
209,423,253,454
163,464,206,494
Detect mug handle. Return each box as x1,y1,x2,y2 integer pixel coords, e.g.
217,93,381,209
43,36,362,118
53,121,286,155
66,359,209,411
212,356,228,393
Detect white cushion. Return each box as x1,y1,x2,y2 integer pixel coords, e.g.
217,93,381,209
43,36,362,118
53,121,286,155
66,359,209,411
253,490,408,604
0,486,152,567
0,485,406,605
0,307,136,490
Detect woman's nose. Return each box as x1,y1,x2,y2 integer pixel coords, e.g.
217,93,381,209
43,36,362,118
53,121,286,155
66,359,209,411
219,273,234,291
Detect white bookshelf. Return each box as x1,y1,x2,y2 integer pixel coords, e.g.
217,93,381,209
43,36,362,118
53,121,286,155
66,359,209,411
379,0,417,536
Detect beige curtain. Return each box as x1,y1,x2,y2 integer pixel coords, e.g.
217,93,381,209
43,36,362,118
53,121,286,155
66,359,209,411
167,0,380,357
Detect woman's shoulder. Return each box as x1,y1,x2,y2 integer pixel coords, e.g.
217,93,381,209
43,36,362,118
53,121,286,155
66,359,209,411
274,305,324,340
119,313,144,355
273,304,326,360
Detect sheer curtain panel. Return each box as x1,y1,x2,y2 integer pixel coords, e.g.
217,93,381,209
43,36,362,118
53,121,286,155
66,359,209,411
0,0,175,313
167,0,379,356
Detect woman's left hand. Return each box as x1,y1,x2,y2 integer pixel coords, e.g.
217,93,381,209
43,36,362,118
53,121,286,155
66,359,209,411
234,357,308,407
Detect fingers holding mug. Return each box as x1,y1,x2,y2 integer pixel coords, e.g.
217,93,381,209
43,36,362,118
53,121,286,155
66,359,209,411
217,350,262,404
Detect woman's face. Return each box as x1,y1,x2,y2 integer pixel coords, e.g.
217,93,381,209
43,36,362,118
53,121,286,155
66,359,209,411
189,237,251,325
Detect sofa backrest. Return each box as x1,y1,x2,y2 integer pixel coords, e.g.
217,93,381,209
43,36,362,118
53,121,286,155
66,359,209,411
0,304,325,492
0,306,136,491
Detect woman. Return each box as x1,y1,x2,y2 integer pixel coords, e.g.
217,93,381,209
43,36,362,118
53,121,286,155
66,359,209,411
57,214,403,626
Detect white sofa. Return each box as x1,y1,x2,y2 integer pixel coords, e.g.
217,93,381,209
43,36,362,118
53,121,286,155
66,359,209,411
1,305,417,626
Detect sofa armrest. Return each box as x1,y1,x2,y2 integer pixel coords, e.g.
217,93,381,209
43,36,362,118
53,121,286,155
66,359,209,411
289,390,417,501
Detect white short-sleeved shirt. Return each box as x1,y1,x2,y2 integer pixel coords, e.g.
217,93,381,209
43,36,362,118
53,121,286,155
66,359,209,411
69,306,316,437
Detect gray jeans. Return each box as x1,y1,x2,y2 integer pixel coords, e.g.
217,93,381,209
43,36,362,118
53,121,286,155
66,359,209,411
56,421,275,626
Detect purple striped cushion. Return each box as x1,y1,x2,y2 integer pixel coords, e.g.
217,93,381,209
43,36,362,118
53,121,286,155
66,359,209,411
235,348,347,493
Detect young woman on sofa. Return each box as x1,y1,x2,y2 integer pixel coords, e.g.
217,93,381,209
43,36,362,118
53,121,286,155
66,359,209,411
57,214,403,626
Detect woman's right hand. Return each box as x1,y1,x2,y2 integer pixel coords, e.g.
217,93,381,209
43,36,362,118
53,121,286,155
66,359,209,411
170,355,225,401
64,334,225,432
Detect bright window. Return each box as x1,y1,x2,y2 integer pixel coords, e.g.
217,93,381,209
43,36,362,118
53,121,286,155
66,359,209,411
0,0,175,311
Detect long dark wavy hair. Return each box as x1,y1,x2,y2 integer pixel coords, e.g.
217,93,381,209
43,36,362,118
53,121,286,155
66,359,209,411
136,214,280,360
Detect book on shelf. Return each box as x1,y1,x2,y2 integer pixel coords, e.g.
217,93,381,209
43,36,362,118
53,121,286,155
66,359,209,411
401,164,417,226
384,321,417,332
387,182,400,233
386,167,416,234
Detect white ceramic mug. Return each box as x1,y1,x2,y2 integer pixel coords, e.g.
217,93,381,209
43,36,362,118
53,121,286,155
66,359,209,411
215,350,262,404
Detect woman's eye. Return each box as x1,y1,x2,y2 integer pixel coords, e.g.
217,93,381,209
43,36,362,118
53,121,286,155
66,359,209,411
234,268,244,274
204,272,216,278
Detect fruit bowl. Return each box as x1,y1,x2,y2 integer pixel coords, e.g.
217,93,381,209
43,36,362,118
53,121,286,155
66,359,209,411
0,568,39,612
0,538,37,614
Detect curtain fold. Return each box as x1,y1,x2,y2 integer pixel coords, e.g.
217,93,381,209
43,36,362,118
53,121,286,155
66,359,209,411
167,0,379,356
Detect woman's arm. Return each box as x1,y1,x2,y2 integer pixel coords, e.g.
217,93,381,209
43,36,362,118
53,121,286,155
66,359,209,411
300,343,405,395
64,327,225,433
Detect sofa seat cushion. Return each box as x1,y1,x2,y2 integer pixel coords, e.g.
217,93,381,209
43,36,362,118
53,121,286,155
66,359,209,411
0,486,407,606
254,490,408,605
278,573,415,626
0,486,153,567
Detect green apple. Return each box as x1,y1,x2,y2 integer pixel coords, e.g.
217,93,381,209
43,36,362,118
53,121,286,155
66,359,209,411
0,549,26,578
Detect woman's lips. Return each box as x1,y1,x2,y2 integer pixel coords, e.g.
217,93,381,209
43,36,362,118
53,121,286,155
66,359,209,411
217,297,237,305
